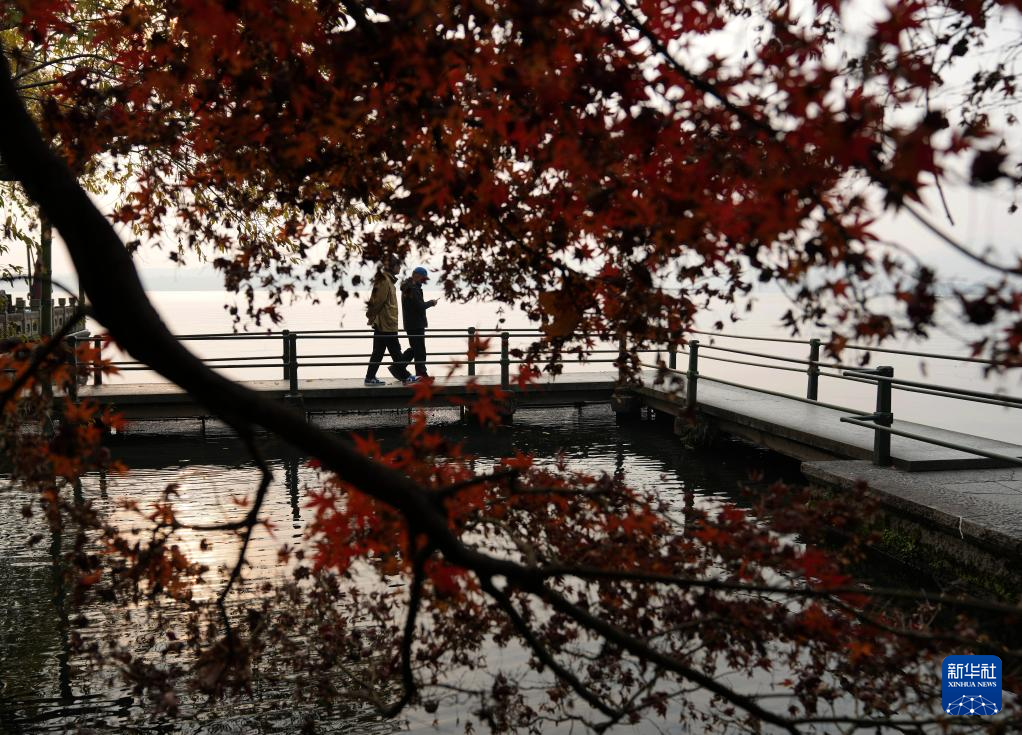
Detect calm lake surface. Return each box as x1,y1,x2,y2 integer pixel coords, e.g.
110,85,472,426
1,405,825,734
1,289,1012,732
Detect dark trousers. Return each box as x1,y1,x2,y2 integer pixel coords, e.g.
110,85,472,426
366,331,410,380
403,329,428,376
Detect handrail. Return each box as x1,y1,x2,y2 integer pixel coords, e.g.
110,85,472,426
697,342,860,372
72,328,1022,432
839,342,1008,367
690,329,812,345
691,328,1016,368
840,416,1022,468
637,361,870,416
841,369,1022,407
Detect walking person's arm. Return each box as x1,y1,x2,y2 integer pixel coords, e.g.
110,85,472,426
366,278,385,325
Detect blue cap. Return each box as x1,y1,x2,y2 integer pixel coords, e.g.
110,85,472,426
413,266,429,281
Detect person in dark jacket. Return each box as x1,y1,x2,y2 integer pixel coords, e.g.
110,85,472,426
400,266,438,379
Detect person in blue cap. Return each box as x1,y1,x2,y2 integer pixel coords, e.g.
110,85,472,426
400,266,439,381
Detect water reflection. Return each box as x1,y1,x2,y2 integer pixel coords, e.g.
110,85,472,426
1,405,804,732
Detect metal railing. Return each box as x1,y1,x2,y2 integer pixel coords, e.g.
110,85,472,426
72,327,1022,467
643,332,1022,468
73,328,652,393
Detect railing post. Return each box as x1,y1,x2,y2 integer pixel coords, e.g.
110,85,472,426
807,338,820,401
617,335,627,384
686,340,699,409
873,365,893,466
500,331,510,390
467,327,476,377
282,329,291,381
668,343,677,371
92,336,102,386
288,332,299,393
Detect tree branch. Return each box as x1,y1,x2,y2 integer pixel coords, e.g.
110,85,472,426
613,0,780,140
381,539,428,717
481,576,623,721
531,581,802,734
218,434,273,605
904,201,1022,276
537,564,1022,617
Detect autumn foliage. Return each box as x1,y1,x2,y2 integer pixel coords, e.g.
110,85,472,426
2,0,1022,732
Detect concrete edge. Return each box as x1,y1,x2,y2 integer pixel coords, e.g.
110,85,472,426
801,461,1022,564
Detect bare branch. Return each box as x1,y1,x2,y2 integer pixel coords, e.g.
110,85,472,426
481,577,623,721
537,564,1022,617
904,201,1022,276
380,540,429,717
218,435,273,605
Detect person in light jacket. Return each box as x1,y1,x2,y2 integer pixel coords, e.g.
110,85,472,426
400,266,438,379
364,260,415,385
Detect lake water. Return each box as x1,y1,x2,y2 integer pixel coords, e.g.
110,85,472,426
1,289,1013,732
1,405,835,733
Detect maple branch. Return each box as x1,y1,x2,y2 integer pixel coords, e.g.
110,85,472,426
12,53,118,82
903,201,1022,276
218,436,272,605
381,540,428,717
503,484,629,501
12,77,63,92
932,171,956,226
434,468,518,501
0,50,529,589
612,0,780,141
826,594,1020,659
530,581,802,734
481,577,624,722
536,565,1022,617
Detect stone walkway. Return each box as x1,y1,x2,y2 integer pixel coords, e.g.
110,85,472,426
802,460,1022,562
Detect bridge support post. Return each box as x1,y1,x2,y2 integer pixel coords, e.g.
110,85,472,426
668,343,677,371
617,335,628,384
498,395,516,426
873,365,893,466
40,215,53,337
467,327,476,377
686,340,699,409
807,338,820,400
611,390,641,424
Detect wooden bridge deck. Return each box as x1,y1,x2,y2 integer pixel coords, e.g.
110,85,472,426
638,377,1022,472
76,372,620,418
